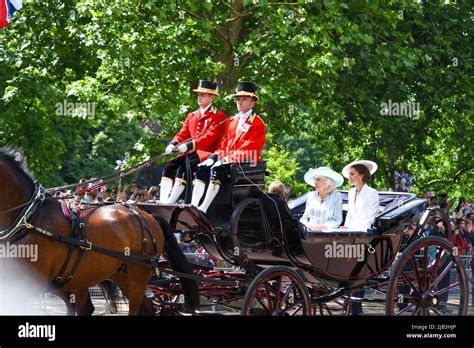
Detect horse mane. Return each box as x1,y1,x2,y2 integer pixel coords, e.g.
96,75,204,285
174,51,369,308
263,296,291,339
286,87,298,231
0,146,35,184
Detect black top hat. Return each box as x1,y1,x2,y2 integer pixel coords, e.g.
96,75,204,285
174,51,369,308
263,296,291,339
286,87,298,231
193,80,219,96
231,81,259,101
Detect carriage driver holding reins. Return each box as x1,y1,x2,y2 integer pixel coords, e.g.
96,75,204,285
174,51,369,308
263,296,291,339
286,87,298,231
159,80,227,203
191,81,266,213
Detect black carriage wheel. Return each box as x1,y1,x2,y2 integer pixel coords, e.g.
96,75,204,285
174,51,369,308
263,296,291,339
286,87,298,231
386,236,468,316
152,293,183,316
146,285,183,316
312,299,351,316
310,288,351,316
241,266,310,316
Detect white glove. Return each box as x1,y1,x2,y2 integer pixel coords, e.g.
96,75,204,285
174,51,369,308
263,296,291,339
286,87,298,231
212,160,223,168
165,144,175,154
176,143,188,153
198,158,215,167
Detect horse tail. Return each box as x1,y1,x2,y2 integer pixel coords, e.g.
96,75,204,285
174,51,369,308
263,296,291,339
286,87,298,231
154,215,200,311
99,279,119,314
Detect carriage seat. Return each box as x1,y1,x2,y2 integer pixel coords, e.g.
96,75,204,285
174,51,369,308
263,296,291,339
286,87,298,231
290,191,417,233
210,161,267,208
262,192,305,244
206,161,267,228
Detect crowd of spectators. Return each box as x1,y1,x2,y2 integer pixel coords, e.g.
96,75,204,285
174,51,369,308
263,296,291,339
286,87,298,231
56,179,161,205
178,232,217,268
403,193,473,256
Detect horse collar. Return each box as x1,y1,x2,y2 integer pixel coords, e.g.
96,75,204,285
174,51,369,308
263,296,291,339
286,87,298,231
0,182,46,242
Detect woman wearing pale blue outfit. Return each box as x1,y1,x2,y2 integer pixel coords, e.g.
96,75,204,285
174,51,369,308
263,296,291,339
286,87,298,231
300,167,344,231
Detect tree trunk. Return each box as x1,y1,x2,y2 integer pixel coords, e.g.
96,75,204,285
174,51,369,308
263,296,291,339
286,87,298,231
216,0,244,95
386,144,397,191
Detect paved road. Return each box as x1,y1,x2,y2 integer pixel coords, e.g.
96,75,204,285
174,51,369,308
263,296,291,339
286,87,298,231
31,290,473,316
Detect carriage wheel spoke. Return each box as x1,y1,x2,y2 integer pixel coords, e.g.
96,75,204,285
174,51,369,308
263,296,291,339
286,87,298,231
279,282,295,308
325,305,333,315
389,236,468,317
243,268,310,316
284,301,304,316
264,282,275,310
319,303,333,316
433,281,460,297
429,261,454,291
422,247,429,290
273,276,283,310
427,249,445,287
281,290,302,313
412,306,422,316
396,302,416,316
281,284,304,315
401,271,420,296
255,291,271,313
410,256,423,292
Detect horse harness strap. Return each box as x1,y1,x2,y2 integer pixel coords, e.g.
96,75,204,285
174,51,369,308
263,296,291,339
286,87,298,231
22,202,162,290
18,200,239,289
0,182,216,289
50,201,90,289
3,184,197,289
27,218,161,274
0,182,46,242
23,220,241,289
124,203,161,276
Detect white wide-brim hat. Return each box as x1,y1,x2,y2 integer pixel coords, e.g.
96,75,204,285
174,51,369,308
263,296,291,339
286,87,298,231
304,167,344,188
342,160,378,179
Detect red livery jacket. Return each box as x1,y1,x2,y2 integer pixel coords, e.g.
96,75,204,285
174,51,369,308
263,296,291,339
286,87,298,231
216,112,266,164
173,105,227,161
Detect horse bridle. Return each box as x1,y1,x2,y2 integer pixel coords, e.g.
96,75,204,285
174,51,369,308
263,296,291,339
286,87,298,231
0,181,46,241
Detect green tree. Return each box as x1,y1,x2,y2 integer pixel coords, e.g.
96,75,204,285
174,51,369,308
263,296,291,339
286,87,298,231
265,145,307,198
0,0,471,198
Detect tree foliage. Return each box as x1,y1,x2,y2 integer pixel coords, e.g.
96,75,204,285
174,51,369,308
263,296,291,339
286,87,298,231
0,0,472,198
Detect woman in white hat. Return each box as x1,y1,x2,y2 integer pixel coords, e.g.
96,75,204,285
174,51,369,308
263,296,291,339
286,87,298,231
300,167,344,231
340,160,380,316
340,160,379,232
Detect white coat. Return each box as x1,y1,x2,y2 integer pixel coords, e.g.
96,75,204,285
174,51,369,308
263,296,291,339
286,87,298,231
344,184,379,231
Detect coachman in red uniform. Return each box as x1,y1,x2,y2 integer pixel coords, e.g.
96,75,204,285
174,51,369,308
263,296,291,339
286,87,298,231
159,80,227,203
191,81,266,213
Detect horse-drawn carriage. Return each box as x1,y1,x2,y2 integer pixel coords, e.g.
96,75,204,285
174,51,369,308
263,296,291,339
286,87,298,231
139,161,469,316
0,149,467,316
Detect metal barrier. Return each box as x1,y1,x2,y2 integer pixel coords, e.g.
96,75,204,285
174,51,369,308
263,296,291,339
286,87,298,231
454,254,472,295
32,284,128,315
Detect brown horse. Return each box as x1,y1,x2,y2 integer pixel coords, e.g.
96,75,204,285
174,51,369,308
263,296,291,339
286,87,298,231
0,147,198,315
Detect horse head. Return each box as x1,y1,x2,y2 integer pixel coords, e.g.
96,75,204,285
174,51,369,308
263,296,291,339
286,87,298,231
0,147,36,231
